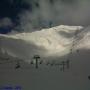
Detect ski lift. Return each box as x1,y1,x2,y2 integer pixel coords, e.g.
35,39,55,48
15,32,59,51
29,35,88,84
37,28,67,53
61,61,65,72
66,59,70,69
33,55,40,69
15,61,21,69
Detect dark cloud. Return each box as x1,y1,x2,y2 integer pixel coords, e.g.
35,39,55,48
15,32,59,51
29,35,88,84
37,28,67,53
14,0,90,32
1,0,90,33
0,0,31,18
0,0,31,33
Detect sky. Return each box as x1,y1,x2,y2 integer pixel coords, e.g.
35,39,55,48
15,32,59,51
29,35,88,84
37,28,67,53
0,0,90,34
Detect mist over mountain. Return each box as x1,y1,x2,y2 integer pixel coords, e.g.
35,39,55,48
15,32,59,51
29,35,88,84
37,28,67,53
0,25,89,63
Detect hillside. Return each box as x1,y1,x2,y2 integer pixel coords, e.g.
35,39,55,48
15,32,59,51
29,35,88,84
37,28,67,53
0,25,85,62
0,25,90,90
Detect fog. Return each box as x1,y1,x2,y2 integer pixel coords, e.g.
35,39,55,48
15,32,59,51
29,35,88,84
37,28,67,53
14,0,90,32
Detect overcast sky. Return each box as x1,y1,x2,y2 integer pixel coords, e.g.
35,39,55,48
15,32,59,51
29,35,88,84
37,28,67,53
0,0,90,33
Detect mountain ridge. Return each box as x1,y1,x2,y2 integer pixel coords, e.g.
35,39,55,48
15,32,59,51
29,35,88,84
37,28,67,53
0,25,89,62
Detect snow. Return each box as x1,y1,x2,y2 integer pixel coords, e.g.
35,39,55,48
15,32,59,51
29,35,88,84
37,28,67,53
0,25,84,60
0,25,90,90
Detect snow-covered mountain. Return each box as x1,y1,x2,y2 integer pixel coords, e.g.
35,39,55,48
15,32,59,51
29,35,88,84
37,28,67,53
0,25,86,62
0,25,90,90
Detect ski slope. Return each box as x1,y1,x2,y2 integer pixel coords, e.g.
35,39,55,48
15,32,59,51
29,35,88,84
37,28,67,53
0,25,84,61
0,25,90,90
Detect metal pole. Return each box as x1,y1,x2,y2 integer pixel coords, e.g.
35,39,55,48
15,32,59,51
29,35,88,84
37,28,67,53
35,58,38,69
62,61,65,72
66,60,70,69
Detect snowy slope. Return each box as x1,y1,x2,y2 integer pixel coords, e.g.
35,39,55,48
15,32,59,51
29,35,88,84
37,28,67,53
0,25,90,90
0,25,84,62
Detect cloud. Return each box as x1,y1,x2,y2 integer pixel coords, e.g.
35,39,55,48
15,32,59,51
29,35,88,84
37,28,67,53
13,0,90,32
0,18,13,28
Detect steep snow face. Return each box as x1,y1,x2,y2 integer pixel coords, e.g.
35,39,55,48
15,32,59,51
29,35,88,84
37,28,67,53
74,26,90,50
0,25,88,62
